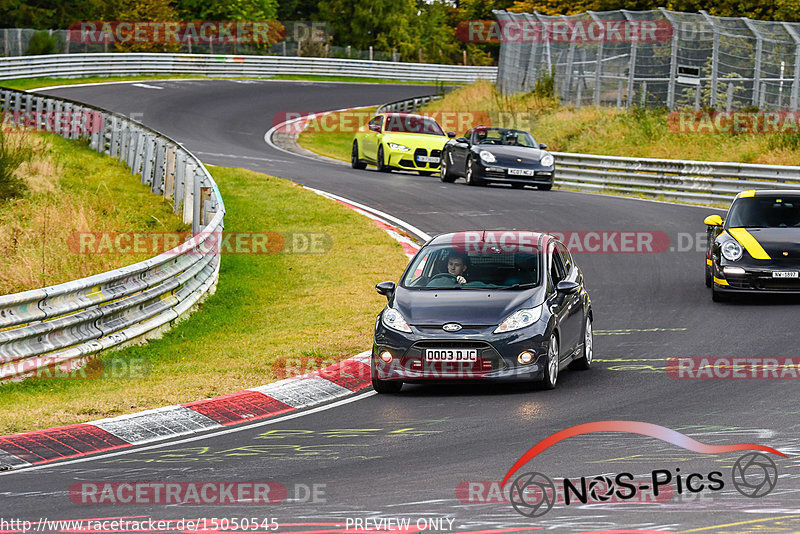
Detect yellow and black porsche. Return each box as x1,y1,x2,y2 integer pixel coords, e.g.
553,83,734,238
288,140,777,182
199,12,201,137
705,189,800,301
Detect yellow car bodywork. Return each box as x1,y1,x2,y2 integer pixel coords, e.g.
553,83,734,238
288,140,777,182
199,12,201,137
352,113,450,174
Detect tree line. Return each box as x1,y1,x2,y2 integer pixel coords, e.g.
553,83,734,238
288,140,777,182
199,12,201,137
1,0,797,64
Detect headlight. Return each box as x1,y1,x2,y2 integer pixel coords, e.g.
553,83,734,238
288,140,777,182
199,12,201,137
540,153,554,167
382,308,412,333
494,306,543,334
721,241,743,261
387,143,411,152
479,150,496,163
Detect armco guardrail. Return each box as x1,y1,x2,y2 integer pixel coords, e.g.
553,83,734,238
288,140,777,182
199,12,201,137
553,152,800,206
383,94,800,205
0,87,224,381
0,53,497,82
377,95,442,113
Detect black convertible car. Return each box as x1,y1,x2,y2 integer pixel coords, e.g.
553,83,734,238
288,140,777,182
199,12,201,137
371,231,593,393
439,127,555,190
706,189,800,301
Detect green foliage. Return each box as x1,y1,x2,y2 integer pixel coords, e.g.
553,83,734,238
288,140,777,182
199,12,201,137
177,0,276,20
767,133,800,151
532,67,555,99
23,30,58,55
0,129,31,201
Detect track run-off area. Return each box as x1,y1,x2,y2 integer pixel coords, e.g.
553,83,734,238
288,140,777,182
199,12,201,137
3,79,800,533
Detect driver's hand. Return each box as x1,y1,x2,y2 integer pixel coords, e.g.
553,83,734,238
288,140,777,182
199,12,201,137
456,276,467,284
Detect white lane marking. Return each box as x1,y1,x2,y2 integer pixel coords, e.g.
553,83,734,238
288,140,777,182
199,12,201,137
193,151,290,163
304,187,432,242
0,391,376,477
131,83,164,90
263,105,376,165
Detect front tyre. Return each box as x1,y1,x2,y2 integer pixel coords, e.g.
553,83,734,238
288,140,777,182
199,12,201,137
440,156,456,183
376,145,391,173
465,157,483,186
351,141,367,170
538,334,559,390
569,315,593,370
711,285,729,302
705,262,712,288
372,375,402,394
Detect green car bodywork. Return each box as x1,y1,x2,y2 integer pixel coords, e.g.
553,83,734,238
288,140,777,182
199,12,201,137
351,112,452,175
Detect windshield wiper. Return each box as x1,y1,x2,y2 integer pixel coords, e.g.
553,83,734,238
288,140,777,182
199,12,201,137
502,283,538,290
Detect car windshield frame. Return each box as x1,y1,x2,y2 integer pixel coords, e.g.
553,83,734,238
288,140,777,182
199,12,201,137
471,128,537,147
383,114,445,136
400,244,542,290
726,195,800,229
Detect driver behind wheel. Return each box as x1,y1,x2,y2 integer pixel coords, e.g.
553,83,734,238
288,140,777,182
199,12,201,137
447,251,469,285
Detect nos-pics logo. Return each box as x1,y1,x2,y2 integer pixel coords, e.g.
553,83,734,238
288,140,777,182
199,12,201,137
503,421,782,518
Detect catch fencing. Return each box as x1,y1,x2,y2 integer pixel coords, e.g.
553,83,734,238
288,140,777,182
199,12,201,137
0,87,224,381
495,9,800,111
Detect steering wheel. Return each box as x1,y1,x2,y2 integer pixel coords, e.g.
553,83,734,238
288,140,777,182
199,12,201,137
427,273,458,286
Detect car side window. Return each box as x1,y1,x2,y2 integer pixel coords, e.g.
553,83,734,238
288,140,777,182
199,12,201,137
550,246,566,285
368,116,382,132
556,242,572,276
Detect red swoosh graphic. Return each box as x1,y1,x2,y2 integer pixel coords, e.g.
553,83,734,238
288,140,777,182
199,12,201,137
501,420,785,486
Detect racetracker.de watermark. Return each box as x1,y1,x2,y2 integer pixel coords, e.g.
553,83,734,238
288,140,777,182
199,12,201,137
2,356,150,381
69,481,326,505
668,357,800,379
457,20,672,43
67,232,332,255
67,21,285,44
1,110,104,134
669,111,800,134
449,230,672,254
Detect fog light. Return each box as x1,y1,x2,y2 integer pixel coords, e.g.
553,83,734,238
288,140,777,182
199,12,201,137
379,351,393,363
518,351,535,365
723,266,746,275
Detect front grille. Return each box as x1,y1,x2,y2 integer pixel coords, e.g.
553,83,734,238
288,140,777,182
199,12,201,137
754,278,800,290
414,148,427,168
399,159,415,168
485,169,506,179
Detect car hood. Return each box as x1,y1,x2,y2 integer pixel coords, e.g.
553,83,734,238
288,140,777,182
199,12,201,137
383,132,448,150
474,145,546,166
728,227,800,260
392,286,546,327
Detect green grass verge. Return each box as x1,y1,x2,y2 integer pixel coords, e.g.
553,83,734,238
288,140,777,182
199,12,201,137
0,133,188,294
297,106,377,162
0,164,409,434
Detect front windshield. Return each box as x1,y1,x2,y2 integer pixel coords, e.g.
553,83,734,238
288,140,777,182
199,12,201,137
384,114,444,135
402,245,541,290
727,195,800,228
472,128,537,147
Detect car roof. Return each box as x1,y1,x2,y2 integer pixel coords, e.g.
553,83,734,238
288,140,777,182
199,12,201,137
382,112,432,119
426,231,550,248
736,189,800,198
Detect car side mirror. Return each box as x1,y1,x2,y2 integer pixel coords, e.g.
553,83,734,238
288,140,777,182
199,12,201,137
456,137,469,144
539,143,548,150
447,131,456,138
375,281,396,298
369,123,381,133
556,280,580,295
704,214,723,227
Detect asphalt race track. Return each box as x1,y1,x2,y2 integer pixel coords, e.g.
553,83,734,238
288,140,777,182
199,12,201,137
4,79,800,533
